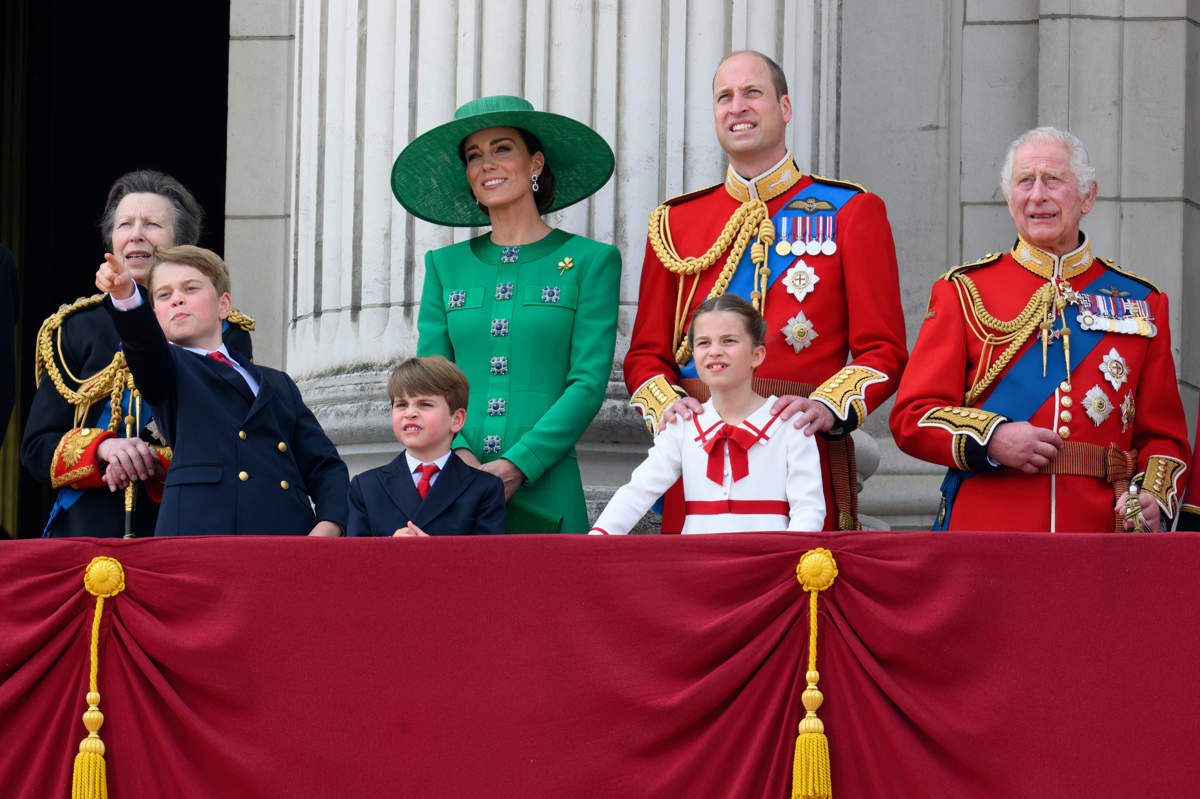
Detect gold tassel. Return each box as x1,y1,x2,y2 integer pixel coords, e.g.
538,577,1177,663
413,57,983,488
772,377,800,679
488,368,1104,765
793,548,838,799
72,557,126,799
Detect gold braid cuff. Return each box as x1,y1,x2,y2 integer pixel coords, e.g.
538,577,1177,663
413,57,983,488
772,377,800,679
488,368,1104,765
809,366,888,425
629,374,686,436
1140,455,1187,518
647,200,774,364
918,406,1007,471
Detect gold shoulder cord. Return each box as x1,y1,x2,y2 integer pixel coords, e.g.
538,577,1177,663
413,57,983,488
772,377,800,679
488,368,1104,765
647,199,773,364
35,295,137,430
951,274,1055,406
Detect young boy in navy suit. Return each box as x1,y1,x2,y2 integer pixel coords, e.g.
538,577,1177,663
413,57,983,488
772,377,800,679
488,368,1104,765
96,245,348,536
347,356,505,536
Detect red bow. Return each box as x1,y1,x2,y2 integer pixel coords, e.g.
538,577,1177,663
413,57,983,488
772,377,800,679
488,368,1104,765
702,424,758,485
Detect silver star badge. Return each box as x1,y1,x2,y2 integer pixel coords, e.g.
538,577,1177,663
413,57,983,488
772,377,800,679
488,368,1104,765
781,312,818,353
1082,385,1113,426
1100,347,1128,390
782,260,819,302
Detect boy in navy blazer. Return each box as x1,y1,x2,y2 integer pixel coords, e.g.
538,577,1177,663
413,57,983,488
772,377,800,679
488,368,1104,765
347,356,505,536
97,245,348,536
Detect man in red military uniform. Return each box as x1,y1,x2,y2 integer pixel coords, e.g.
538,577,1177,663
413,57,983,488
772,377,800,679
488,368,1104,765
624,50,908,531
890,127,1190,532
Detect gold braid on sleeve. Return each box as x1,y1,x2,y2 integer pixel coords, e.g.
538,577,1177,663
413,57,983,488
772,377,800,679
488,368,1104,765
647,200,773,364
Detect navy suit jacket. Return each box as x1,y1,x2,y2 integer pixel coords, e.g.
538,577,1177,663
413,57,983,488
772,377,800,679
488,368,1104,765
107,288,349,535
346,451,506,536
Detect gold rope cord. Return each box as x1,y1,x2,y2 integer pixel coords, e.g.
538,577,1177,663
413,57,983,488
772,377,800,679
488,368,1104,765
952,275,1056,406
72,556,126,799
647,200,773,364
792,548,839,799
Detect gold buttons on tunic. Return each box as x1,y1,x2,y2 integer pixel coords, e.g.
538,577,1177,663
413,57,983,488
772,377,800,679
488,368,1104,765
1059,411,1073,423
1060,397,1073,408
280,480,289,490
239,471,249,482
238,430,247,440
277,442,287,452
1060,381,1071,393
1058,426,1070,439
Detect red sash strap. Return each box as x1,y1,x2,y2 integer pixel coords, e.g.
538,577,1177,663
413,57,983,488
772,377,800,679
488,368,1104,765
701,424,759,485
684,500,790,516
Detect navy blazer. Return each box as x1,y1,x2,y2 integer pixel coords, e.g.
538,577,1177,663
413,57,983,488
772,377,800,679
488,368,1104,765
107,288,348,535
346,451,505,536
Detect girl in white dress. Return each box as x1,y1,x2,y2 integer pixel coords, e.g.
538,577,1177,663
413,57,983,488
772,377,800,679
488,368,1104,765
591,295,825,534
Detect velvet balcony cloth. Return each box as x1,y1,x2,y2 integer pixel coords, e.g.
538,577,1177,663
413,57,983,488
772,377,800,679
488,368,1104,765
1,532,1197,797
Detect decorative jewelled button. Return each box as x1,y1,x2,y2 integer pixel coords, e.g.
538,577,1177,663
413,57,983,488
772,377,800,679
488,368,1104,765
490,318,509,337
542,286,561,303
448,290,466,308
495,282,514,301
487,398,506,416
490,356,509,375
483,435,503,454
500,247,520,264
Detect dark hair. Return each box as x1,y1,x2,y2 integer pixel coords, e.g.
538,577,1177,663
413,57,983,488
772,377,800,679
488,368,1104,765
715,50,789,100
150,245,231,297
459,127,557,215
687,294,767,350
387,355,470,414
100,169,204,250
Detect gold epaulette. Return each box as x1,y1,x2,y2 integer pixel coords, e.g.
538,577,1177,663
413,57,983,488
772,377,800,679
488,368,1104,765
809,174,867,194
660,182,724,208
939,252,1003,282
33,294,106,389
227,308,256,332
1097,257,1162,295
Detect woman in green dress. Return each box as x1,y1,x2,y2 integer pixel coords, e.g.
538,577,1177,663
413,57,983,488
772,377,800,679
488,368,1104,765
391,95,620,533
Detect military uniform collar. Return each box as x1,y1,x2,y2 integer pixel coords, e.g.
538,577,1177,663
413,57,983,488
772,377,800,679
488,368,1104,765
1011,233,1093,280
724,153,802,203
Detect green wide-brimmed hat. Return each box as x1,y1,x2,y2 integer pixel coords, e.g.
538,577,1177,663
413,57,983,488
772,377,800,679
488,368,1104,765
391,95,615,227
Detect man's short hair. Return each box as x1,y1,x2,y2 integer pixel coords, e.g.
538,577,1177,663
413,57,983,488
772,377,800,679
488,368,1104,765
714,50,789,99
100,170,205,251
999,126,1097,201
387,355,470,414
150,245,232,297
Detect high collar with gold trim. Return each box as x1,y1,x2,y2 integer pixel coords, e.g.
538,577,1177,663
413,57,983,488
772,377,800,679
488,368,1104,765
1011,234,1094,280
724,153,802,203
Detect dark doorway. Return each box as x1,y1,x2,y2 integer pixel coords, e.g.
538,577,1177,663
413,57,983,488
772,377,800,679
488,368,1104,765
1,0,231,537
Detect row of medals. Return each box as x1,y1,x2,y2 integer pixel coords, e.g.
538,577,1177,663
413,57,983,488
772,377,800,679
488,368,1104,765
775,215,836,258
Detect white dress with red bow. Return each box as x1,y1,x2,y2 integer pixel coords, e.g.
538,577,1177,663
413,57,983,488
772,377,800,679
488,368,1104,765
590,396,825,534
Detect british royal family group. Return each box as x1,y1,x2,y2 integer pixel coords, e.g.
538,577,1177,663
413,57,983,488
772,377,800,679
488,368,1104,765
20,50,1200,539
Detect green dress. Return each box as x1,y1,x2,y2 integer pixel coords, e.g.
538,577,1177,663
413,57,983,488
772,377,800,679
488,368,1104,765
417,229,621,533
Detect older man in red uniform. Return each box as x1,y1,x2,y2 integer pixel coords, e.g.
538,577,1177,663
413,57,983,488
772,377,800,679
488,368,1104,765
891,127,1190,532
624,50,907,531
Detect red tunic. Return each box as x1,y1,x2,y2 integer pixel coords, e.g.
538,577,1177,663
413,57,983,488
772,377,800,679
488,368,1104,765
624,156,907,530
890,239,1190,532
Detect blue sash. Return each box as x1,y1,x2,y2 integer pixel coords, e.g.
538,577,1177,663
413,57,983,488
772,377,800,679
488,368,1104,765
933,266,1151,529
679,181,856,378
